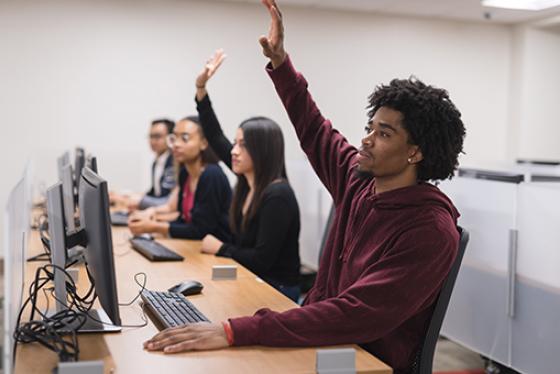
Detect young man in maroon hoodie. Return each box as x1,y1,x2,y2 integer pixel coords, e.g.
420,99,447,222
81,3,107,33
144,1,466,372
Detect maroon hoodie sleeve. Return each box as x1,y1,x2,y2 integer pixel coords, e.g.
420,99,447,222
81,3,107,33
266,56,358,205
229,224,458,347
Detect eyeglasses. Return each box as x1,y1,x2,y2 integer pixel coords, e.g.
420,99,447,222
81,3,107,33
148,133,166,140
166,133,191,147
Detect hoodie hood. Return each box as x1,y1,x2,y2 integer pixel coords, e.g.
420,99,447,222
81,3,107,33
367,180,460,223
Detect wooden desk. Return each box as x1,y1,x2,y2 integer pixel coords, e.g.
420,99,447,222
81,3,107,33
15,227,392,374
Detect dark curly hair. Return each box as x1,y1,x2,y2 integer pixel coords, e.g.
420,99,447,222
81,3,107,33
367,77,466,181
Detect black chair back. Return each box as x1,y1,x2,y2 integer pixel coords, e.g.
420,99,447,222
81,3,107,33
411,226,469,374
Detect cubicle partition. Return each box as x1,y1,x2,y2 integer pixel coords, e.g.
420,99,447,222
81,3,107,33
439,173,520,366
439,169,560,374
512,183,560,373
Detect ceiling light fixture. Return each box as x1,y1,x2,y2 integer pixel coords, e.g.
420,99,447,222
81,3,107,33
482,0,560,11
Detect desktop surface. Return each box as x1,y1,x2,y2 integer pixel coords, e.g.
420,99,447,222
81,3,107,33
15,225,392,374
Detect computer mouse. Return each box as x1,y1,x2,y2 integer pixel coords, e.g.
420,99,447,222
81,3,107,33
168,280,204,296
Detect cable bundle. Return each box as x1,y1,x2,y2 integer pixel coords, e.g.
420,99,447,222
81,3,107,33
13,264,96,363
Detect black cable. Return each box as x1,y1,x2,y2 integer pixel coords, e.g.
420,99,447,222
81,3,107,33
14,264,87,364
27,222,52,262
119,272,147,306
13,262,150,365
84,271,150,328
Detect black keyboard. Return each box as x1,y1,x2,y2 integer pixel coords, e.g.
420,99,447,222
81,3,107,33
141,290,210,329
130,237,184,261
111,211,129,226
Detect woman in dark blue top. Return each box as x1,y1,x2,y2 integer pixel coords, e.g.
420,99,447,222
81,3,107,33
194,50,301,302
129,115,232,243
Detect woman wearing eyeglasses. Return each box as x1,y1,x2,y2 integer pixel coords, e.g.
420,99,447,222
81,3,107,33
128,115,232,243
194,50,301,302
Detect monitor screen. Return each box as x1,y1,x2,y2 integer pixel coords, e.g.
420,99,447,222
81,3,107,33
78,167,121,327
46,183,69,312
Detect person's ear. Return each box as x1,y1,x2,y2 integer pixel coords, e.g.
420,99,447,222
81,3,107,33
407,146,423,164
200,138,209,152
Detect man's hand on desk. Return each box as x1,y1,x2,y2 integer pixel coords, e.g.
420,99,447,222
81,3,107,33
143,323,229,353
201,234,223,255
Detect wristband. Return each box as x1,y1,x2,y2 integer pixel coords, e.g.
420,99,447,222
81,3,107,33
221,321,234,346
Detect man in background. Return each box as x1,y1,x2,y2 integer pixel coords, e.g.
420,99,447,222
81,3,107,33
112,118,176,210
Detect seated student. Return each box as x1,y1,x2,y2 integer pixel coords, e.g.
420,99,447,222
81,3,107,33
143,2,466,373
193,50,301,302
128,116,232,242
112,119,176,210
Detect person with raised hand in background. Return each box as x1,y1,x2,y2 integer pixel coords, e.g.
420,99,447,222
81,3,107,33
144,2,466,373
195,49,302,303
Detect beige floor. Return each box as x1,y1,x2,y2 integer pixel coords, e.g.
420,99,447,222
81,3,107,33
434,337,485,372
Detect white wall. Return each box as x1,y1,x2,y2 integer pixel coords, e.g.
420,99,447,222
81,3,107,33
0,0,515,266
513,26,560,162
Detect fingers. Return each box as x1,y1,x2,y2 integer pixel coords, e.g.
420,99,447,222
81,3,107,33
214,53,226,70
163,340,197,353
259,36,272,54
144,326,189,348
143,323,223,353
147,333,197,351
201,49,227,81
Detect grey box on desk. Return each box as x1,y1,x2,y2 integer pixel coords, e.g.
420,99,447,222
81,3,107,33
316,347,356,374
57,360,104,374
212,265,237,280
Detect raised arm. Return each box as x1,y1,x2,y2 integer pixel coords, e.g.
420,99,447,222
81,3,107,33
194,50,234,169
259,0,358,204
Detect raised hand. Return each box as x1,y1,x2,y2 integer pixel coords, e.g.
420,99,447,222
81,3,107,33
196,49,227,90
259,0,286,68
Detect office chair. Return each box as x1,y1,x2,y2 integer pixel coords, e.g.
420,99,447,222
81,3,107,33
411,226,469,374
300,204,336,294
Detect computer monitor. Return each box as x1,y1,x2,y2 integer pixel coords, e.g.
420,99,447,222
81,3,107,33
57,151,70,182
3,166,32,374
47,167,121,332
60,164,76,232
46,183,69,313
78,167,121,331
87,154,98,174
74,147,85,187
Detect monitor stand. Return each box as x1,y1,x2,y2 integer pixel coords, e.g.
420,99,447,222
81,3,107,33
78,309,122,333
46,308,121,333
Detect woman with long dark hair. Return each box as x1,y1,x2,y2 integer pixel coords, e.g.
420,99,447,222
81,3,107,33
128,115,232,242
196,50,301,302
